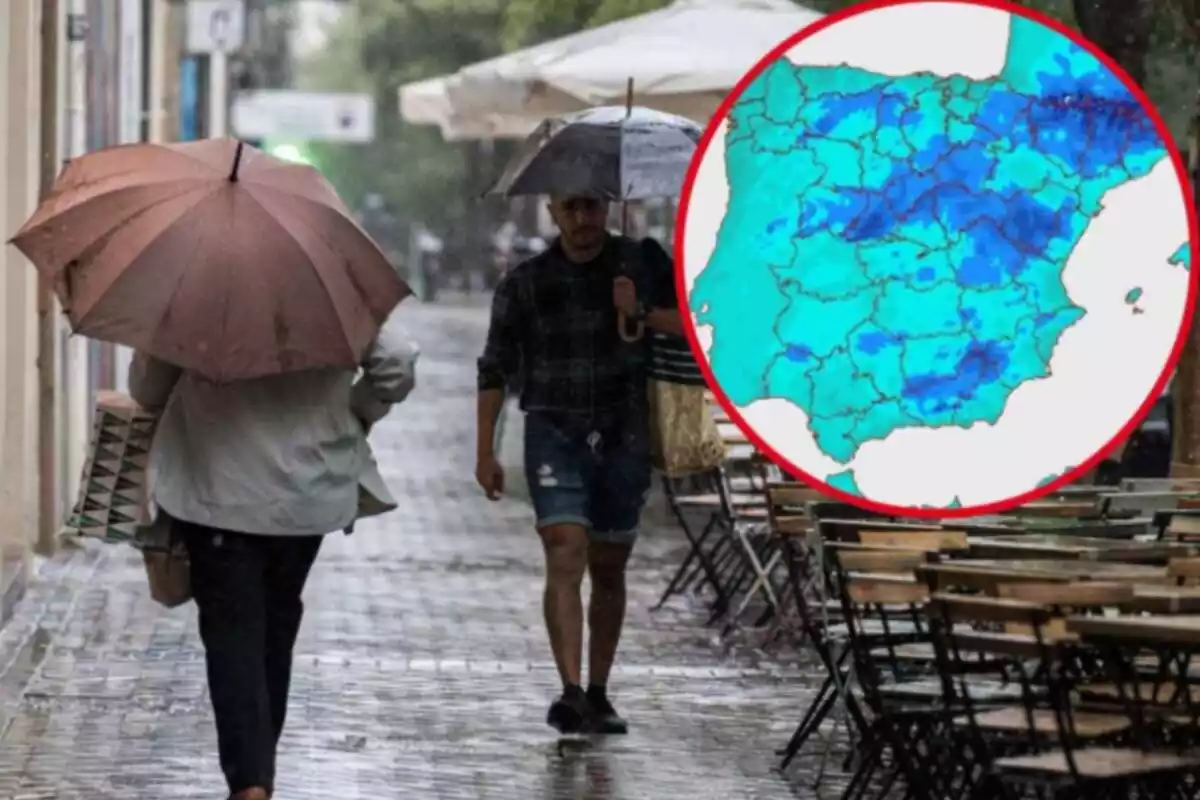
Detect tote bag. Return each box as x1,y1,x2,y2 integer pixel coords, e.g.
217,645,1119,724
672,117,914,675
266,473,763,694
62,391,191,607
618,238,725,477
645,330,726,477
62,391,160,544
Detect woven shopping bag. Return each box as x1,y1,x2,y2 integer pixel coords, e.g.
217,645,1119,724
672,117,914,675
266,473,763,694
62,391,191,607
615,238,725,477
63,391,159,543
646,330,726,477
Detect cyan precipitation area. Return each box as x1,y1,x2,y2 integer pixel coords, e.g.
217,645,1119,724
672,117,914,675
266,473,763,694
1170,242,1192,270
692,15,1177,491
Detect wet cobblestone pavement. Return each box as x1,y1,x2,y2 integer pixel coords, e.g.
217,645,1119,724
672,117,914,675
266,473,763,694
0,301,825,799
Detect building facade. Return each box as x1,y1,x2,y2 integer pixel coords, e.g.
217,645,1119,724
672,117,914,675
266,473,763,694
1,0,48,625
0,0,180,626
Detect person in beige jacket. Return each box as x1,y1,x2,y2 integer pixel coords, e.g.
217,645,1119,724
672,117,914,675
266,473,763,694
130,312,418,800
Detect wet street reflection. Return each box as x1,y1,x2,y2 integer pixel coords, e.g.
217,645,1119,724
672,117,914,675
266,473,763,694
0,302,817,799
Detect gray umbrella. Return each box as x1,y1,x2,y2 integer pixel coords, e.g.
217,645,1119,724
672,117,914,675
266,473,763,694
485,105,702,201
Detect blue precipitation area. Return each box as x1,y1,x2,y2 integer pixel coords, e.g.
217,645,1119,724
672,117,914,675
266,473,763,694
1170,242,1192,271
692,13,1168,466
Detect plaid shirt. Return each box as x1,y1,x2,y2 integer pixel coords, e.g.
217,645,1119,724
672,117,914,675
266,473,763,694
477,234,676,430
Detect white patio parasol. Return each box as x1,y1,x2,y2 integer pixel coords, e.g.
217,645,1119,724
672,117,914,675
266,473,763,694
397,75,544,140
398,0,822,137
398,76,456,128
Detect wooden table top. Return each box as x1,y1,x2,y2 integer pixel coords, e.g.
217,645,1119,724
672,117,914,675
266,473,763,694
1125,586,1200,614
949,516,1151,540
1067,614,1200,646
966,535,1195,563
938,559,1165,577
1126,478,1200,492
822,519,964,535
1005,501,1102,518
1049,486,1120,498
919,559,1166,590
1101,491,1200,514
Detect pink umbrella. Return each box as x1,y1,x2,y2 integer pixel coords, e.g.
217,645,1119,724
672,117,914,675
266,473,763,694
10,138,410,382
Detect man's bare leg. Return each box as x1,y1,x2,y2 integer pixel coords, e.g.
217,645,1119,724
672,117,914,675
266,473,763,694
587,540,632,686
539,523,589,684
538,523,591,731
585,539,632,733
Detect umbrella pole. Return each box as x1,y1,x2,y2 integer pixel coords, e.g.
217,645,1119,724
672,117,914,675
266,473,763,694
229,140,244,182
620,76,633,236
618,76,644,343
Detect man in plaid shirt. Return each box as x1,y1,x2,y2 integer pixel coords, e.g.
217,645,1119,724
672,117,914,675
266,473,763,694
476,194,683,734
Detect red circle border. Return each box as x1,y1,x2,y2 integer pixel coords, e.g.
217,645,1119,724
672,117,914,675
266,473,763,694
673,0,1200,519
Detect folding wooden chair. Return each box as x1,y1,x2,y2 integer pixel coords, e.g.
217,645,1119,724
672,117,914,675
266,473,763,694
826,548,942,799
1161,513,1200,544
717,482,824,639
776,540,943,779
775,533,871,772
930,591,1198,799
655,465,765,615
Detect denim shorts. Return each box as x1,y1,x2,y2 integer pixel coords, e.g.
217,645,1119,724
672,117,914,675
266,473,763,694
523,412,652,545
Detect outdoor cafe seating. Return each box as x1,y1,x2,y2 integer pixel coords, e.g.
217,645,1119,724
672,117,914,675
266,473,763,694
654,411,1200,798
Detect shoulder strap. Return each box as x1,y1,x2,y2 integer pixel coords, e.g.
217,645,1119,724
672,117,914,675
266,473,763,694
616,236,666,292
614,235,642,277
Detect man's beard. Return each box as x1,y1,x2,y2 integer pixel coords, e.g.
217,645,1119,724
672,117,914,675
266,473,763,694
568,227,602,245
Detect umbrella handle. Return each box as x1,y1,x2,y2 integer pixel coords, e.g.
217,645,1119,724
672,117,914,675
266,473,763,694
618,311,644,342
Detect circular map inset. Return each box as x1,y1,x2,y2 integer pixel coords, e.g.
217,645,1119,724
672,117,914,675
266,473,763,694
679,0,1197,515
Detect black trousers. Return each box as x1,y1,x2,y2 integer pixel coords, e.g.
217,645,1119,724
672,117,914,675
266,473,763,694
178,520,323,796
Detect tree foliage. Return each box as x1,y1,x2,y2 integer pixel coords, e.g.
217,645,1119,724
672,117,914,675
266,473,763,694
500,0,672,49
295,0,510,259
295,0,679,255
297,0,1196,257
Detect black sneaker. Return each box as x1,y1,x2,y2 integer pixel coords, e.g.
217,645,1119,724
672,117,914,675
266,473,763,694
547,686,592,734
586,687,628,734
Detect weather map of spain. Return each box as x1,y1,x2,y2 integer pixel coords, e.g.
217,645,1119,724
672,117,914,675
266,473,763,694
682,2,1196,511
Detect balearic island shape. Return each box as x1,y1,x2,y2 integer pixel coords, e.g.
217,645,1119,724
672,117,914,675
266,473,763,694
1170,242,1192,270
692,13,1168,466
